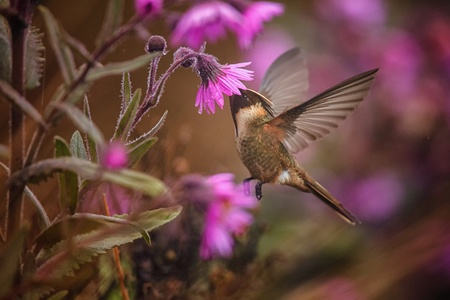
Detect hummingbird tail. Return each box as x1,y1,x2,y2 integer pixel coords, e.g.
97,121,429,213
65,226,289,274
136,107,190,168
303,177,361,225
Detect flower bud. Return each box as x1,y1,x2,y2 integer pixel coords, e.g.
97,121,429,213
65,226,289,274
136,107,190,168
145,35,168,55
173,47,197,68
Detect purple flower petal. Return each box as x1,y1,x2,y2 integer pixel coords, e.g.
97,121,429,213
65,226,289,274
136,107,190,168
199,173,258,259
170,2,242,49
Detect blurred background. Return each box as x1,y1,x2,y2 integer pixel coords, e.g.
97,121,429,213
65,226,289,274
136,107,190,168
2,0,450,299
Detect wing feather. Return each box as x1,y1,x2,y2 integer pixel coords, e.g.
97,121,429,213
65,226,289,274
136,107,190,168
259,48,309,116
268,68,379,154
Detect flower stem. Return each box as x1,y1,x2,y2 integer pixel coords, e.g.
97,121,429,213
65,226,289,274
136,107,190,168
102,194,130,300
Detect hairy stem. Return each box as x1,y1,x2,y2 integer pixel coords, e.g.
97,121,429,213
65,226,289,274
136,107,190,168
7,0,33,240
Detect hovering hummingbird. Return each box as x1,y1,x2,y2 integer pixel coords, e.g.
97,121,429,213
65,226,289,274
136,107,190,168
229,48,378,225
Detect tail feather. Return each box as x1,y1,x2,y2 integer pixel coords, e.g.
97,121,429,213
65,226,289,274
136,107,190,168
303,177,360,225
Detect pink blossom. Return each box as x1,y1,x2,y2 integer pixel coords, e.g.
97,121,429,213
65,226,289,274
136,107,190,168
170,1,241,49
200,173,258,259
134,0,162,17
238,1,285,49
100,142,128,170
194,55,253,114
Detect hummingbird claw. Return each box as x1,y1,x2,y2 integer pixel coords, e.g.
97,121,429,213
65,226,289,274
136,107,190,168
255,181,264,200
243,177,255,196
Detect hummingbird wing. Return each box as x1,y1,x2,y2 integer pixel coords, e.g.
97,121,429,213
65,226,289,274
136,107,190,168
267,68,378,154
259,48,309,116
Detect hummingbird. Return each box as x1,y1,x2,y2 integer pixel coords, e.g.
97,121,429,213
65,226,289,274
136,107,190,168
229,48,378,225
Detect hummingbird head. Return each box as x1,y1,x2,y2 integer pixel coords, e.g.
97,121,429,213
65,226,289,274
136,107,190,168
229,89,275,135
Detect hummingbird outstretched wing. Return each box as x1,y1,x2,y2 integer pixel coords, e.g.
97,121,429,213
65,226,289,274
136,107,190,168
259,47,309,116
267,68,379,154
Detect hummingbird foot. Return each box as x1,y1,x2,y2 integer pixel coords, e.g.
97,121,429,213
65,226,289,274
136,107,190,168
243,177,255,196
255,181,264,200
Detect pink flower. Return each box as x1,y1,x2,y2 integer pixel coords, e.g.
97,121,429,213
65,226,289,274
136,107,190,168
100,142,128,170
200,173,258,259
238,1,285,49
194,54,253,114
134,0,163,17
170,1,241,49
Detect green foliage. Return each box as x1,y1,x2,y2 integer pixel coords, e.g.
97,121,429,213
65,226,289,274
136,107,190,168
25,27,45,89
69,130,89,160
55,136,79,214
128,137,158,167
86,53,161,82
96,0,125,48
11,156,167,197
31,207,181,295
39,5,76,85
0,80,46,127
83,97,98,162
114,88,141,141
0,227,27,299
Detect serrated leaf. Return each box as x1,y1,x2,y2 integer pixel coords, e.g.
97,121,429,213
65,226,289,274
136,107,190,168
55,136,79,214
96,0,124,48
70,131,88,160
128,137,157,168
113,88,141,142
11,156,167,198
25,26,45,89
86,53,160,82
35,206,181,280
55,102,105,146
121,71,132,114
0,227,27,298
39,6,76,85
0,80,47,128
83,96,98,162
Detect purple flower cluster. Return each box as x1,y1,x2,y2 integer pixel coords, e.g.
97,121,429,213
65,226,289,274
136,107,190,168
200,173,258,259
174,46,253,114
170,1,284,49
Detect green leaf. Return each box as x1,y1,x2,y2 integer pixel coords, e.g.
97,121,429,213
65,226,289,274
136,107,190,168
55,102,105,146
70,130,88,160
0,80,47,128
39,6,77,85
83,96,98,162
11,157,167,198
121,71,132,114
25,26,45,89
55,136,79,214
128,110,167,148
127,137,157,168
0,227,28,298
113,88,141,142
0,162,51,228
86,53,160,82
96,0,124,48
35,206,182,280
